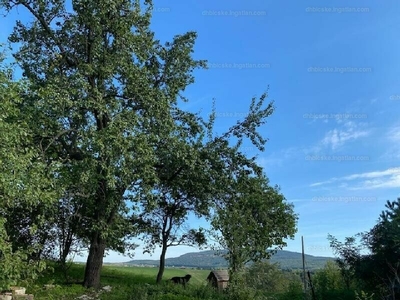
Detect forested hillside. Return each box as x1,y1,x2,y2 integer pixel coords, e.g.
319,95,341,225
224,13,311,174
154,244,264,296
125,250,333,270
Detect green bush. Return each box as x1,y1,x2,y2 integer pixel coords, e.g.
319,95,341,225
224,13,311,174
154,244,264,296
0,217,46,291
312,261,357,300
244,262,303,295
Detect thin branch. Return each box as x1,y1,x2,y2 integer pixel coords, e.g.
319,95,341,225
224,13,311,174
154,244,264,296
12,0,76,67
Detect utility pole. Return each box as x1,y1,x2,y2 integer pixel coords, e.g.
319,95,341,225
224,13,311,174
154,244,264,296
302,236,307,299
307,271,317,300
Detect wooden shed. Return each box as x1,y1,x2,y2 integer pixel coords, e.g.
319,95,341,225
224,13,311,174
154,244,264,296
207,270,229,290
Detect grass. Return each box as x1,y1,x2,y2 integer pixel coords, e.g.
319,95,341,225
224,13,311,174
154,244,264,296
23,262,216,300
18,262,315,299
106,265,211,285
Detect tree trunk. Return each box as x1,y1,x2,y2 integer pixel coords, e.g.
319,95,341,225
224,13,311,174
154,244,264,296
83,232,106,288
156,242,168,284
61,229,73,264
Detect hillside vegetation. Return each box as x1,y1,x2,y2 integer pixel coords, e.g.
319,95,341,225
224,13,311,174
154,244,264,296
124,250,334,270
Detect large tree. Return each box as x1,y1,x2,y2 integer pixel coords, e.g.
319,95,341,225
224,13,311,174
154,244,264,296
211,169,298,275
137,95,277,283
136,122,211,283
361,198,400,298
1,0,206,288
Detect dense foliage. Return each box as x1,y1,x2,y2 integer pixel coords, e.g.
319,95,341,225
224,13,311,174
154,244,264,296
0,56,51,290
328,198,400,299
211,172,297,274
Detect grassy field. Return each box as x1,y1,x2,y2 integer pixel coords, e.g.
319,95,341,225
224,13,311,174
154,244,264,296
104,265,212,285
24,263,218,300
7,261,361,300
19,262,311,300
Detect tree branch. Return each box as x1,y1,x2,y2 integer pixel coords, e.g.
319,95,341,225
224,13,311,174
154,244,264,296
13,0,77,67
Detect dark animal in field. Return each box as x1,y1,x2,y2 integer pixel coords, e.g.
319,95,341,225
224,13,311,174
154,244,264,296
169,274,192,287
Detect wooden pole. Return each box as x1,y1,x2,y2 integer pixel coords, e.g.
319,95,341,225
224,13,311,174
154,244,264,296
302,236,307,298
307,270,317,300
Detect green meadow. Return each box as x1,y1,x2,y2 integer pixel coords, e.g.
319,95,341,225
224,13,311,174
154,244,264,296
98,265,211,286
15,261,368,300
26,263,225,300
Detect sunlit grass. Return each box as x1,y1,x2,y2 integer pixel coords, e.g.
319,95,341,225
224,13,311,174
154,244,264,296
24,262,215,300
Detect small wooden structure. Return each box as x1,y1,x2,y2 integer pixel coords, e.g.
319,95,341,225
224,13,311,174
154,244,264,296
206,270,229,290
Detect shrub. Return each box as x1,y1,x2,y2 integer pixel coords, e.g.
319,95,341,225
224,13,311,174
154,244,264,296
0,217,46,291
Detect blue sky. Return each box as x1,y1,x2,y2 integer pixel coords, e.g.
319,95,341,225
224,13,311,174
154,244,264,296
2,0,400,263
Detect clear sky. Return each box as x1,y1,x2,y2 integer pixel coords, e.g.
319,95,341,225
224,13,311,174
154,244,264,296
1,0,400,263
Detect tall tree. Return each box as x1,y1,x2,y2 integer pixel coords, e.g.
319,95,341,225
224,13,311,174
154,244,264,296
1,0,206,288
137,93,277,283
362,198,400,298
367,199,400,263
327,234,362,290
328,198,400,298
211,170,298,275
137,133,211,284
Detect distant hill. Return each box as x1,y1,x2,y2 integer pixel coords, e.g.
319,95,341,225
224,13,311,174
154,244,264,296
125,250,334,270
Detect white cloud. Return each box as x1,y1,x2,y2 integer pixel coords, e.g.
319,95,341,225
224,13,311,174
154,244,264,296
262,119,371,168
343,167,400,180
321,121,370,150
310,167,400,190
387,125,400,142
349,172,400,190
310,179,337,187
381,124,400,161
